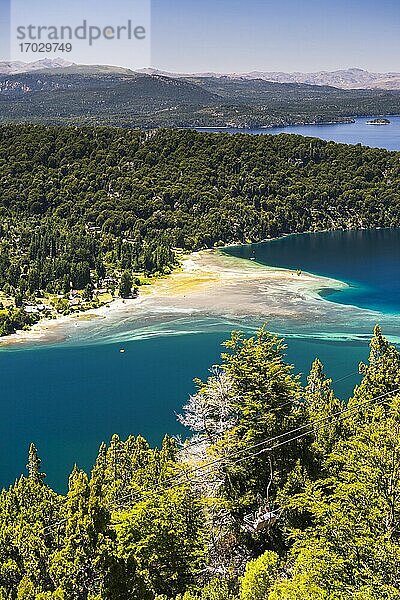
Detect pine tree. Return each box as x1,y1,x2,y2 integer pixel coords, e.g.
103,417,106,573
119,271,133,298
217,328,305,510
26,443,46,484
304,359,345,463
348,325,400,425
50,466,118,599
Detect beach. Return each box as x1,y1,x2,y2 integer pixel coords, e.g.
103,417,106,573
0,249,357,349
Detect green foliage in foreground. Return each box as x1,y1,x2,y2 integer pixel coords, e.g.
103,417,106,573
1,325,400,599
1,124,400,335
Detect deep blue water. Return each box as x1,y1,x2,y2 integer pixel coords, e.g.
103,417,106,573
0,334,221,490
1,118,399,492
224,229,400,315
0,328,367,491
198,115,400,150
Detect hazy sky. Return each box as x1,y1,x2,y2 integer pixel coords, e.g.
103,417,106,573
1,0,400,72
152,0,400,73
0,0,9,60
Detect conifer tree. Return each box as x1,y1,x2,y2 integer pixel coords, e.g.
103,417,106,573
26,443,46,484
119,271,133,298
304,359,345,464
217,328,305,511
348,324,400,425
50,466,118,599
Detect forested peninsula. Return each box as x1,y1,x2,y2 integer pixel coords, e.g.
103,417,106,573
1,70,400,128
2,325,400,599
1,124,400,336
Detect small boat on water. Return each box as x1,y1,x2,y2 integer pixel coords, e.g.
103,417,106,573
366,118,391,125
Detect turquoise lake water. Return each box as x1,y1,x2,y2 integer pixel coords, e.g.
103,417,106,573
2,117,400,491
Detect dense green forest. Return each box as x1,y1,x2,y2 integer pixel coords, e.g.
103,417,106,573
1,71,400,127
1,124,400,334
2,325,400,599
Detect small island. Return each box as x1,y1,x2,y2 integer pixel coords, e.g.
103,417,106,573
366,118,391,125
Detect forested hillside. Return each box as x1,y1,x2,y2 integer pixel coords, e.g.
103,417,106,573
1,72,400,127
2,325,400,599
1,124,400,334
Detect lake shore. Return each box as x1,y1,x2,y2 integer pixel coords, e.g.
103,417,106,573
0,297,136,348
0,249,350,349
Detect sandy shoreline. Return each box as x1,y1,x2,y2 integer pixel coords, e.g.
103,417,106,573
0,249,351,349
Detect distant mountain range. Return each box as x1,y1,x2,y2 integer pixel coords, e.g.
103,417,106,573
1,59,400,128
0,59,135,76
1,60,400,90
140,67,400,90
